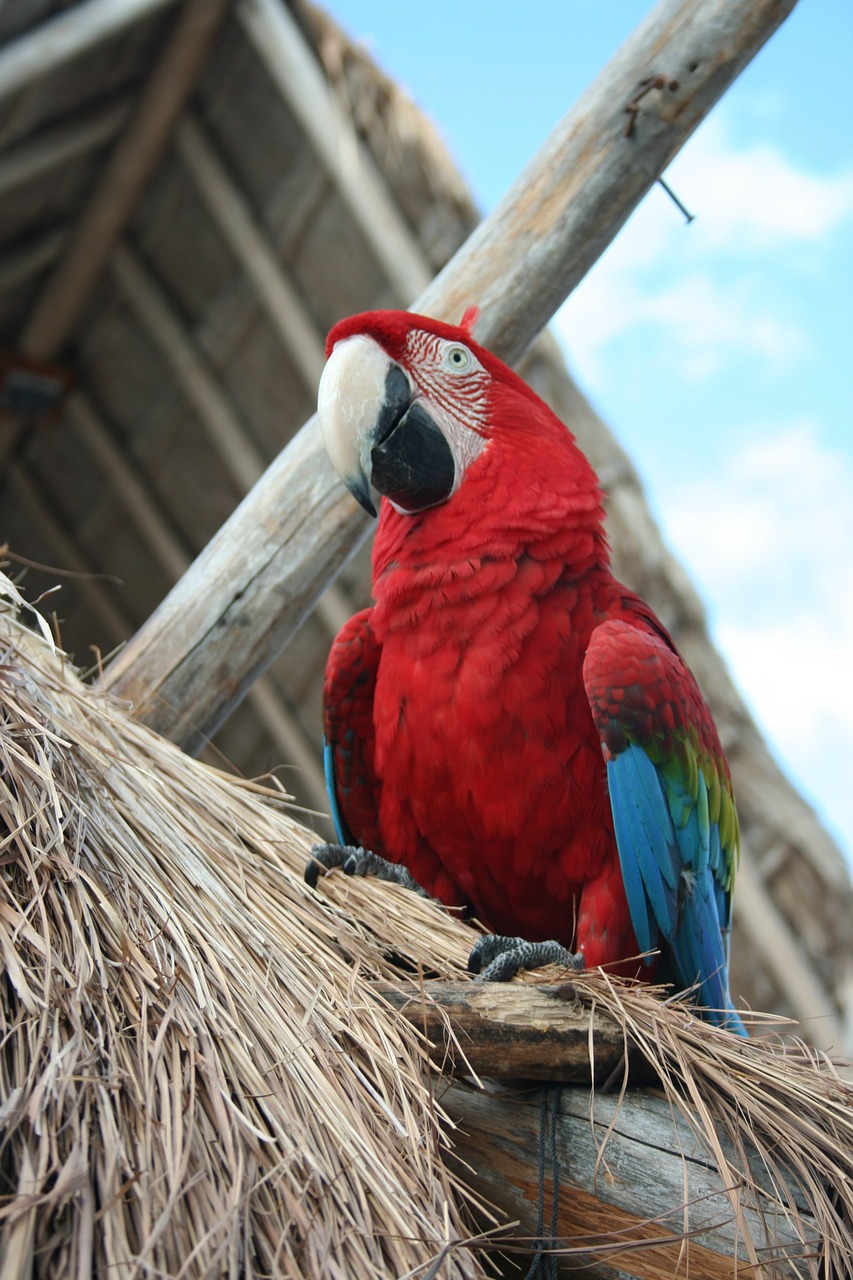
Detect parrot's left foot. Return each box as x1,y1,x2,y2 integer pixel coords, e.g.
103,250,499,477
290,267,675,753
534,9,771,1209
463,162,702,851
305,842,432,898
469,934,585,982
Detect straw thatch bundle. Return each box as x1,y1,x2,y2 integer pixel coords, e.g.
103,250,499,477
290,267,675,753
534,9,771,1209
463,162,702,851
0,571,483,1279
2,567,853,1279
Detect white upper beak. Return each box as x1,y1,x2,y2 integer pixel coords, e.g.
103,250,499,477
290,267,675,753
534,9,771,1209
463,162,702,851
318,334,392,516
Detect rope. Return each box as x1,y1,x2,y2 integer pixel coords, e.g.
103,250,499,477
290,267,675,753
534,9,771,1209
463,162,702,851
524,1085,562,1280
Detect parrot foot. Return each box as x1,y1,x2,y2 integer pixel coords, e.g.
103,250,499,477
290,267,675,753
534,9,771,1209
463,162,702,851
469,934,585,983
305,842,431,898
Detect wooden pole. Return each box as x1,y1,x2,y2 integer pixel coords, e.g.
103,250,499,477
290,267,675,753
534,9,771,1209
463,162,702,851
444,1081,810,1279
19,0,229,362
0,0,178,106
102,0,799,746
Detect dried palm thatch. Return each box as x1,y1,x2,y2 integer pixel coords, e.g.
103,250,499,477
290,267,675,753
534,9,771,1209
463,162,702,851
520,969,853,1276
2,566,852,1279
0,570,483,1279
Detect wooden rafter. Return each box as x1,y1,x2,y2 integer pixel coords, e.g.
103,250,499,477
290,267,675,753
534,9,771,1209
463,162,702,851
0,0,179,106
110,242,267,493
97,251,329,808
0,230,66,294
5,461,133,646
19,0,229,362
0,99,129,201
0,0,229,473
239,0,431,303
172,112,351,639
176,114,326,389
68,393,191,583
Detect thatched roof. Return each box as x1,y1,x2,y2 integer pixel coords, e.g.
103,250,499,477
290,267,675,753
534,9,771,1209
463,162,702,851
0,0,851,1061
3,570,852,1277
0,571,487,1277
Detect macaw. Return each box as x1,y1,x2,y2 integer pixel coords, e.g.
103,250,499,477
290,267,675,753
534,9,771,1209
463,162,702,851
308,309,745,1034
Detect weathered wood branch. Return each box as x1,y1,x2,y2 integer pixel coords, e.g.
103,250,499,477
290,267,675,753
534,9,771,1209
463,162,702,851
444,1082,812,1280
375,980,819,1277
102,0,798,744
375,980,652,1085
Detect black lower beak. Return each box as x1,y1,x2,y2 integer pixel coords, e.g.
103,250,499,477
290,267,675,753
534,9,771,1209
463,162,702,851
371,403,456,513
371,368,455,513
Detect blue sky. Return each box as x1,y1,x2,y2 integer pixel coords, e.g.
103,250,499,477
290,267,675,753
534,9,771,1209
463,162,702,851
325,1,853,864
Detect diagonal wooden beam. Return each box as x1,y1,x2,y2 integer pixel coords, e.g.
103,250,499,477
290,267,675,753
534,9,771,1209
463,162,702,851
5,461,133,646
0,0,179,106
0,99,130,201
175,113,326,390
19,0,229,361
69,389,330,812
110,242,267,492
102,0,799,748
239,0,431,303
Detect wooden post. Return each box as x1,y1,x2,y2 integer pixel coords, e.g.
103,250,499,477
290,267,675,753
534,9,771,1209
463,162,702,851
0,0,178,106
444,1082,810,1279
102,0,799,747
19,0,229,362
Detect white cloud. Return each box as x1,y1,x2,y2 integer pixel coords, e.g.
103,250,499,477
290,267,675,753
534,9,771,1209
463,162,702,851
555,109,853,390
660,421,853,853
669,114,853,248
665,421,852,595
558,252,805,388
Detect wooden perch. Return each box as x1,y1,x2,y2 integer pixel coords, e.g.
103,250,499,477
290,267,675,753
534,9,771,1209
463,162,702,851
375,980,653,1085
102,0,798,745
444,1082,812,1280
375,979,820,1278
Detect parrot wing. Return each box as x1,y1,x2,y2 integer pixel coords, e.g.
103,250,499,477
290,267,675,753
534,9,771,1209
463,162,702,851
323,607,384,852
583,611,744,1033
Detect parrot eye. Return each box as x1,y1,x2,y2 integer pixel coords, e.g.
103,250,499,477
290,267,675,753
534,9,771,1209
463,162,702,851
443,343,473,374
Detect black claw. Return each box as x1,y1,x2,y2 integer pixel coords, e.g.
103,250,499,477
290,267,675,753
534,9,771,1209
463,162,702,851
469,934,586,983
304,842,431,899
468,934,527,975
305,842,348,888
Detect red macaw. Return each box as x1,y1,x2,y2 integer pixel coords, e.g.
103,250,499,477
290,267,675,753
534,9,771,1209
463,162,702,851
308,309,745,1034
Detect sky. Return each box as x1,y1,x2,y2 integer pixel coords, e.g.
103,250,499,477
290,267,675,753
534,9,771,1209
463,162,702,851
324,0,853,866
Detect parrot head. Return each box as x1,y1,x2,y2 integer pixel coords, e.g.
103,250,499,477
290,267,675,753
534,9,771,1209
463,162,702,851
318,310,496,517
318,309,592,521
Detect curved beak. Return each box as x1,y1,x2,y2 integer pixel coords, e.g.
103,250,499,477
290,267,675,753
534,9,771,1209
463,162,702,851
318,334,455,517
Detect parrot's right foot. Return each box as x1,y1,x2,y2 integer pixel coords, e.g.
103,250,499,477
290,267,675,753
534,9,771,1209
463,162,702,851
305,843,432,898
469,934,585,982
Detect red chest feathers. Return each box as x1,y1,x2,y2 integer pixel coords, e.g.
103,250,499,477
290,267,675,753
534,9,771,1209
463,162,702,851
370,557,616,938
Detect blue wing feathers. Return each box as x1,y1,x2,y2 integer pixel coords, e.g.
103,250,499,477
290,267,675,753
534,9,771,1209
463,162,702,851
607,748,679,953
605,742,746,1035
324,737,350,845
